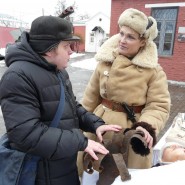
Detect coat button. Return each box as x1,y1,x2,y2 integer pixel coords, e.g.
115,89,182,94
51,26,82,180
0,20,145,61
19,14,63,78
103,71,109,76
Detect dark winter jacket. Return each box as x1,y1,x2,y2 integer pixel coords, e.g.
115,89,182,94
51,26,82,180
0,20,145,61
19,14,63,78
0,32,105,185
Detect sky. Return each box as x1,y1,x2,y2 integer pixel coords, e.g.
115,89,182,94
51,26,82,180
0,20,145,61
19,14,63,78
0,0,111,26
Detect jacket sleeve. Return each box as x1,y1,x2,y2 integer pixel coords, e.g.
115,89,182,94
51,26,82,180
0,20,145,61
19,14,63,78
76,102,105,133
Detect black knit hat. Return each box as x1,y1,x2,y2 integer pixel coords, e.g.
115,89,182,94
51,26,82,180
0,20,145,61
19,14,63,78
29,16,79,53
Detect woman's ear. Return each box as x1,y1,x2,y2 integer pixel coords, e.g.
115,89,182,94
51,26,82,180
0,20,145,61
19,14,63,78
140,39,146,48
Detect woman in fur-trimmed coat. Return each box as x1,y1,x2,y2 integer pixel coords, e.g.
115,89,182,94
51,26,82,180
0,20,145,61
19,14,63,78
79,8,171,171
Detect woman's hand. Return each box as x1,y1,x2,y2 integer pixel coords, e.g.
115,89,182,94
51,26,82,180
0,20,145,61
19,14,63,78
136,126,153,149
96,124,122,143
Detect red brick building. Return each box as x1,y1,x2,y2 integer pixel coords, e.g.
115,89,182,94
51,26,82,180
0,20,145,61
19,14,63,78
73,25,85,52
110,0,185,82
0,26,17,48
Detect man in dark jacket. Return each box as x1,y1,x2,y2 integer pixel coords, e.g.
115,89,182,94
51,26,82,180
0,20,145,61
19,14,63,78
0,16,121,185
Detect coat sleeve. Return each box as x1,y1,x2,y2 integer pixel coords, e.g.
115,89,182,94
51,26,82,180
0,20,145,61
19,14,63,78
138,67,171,135
76,102,105,133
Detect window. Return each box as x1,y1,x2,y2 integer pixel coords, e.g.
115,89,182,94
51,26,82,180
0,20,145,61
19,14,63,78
152,8,178,56
90,32,94,43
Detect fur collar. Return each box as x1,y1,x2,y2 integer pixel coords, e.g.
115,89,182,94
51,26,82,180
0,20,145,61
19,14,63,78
95,34,159,68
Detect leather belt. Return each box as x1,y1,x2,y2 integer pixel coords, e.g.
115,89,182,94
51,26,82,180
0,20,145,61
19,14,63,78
102,99,144,113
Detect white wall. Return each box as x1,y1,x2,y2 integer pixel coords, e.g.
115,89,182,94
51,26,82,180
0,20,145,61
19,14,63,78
85,12,110,52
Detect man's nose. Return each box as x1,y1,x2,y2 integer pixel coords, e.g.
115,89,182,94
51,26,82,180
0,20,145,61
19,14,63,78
68,46,73,55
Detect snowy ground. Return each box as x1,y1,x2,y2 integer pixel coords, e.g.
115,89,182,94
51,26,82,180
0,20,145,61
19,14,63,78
0,48,5,56
70,52,85,58
0,48,5,67
68,52,98,71
70,58,97,71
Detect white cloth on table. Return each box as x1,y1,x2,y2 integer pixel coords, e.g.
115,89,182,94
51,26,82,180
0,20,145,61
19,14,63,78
82,161,185,185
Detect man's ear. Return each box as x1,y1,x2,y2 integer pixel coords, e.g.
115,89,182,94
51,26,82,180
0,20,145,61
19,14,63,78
44,51,52,57
41,51,54,62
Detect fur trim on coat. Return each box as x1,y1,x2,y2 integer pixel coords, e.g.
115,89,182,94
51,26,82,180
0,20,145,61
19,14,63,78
95,34,158,68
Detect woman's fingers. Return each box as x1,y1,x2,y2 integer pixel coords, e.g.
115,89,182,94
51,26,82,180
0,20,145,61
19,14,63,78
108,125,122,132
96,124,122,142
136,126,153,149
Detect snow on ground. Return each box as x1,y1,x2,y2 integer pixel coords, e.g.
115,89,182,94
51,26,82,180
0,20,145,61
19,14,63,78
70,52,85,58
0,60,5,67
0,48,5,67
0,48,5,56
70,52,98,71
70,58,97,71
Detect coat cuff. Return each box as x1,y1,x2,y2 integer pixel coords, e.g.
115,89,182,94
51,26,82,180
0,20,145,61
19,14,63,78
131,121,157,146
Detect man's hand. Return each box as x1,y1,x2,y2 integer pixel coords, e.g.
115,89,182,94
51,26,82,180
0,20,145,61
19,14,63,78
84,139,109,160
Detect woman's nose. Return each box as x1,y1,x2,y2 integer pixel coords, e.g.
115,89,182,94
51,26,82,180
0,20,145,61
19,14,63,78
120,36,127,43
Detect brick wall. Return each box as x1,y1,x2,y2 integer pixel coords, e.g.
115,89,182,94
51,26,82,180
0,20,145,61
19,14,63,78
73,26,85,52
111,0,185,82
0,26,17,48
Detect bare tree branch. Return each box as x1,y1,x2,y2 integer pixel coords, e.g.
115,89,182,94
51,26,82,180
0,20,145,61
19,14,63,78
54,0,66,16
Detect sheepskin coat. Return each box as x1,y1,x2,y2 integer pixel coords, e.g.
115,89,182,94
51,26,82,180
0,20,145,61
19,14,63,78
82,34,171,169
